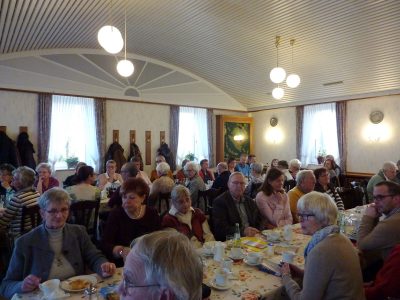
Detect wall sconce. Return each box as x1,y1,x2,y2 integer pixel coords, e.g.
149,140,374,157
265,117,283,144
363,111,390,142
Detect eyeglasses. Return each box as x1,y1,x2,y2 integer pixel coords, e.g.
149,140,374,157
297,213,315,221
122,277,159,291
373,194,395,202
46,208,69,215
230,181,245,186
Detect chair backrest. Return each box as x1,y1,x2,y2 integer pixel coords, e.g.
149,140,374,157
21,205,42,234
157,192,171,215
249,182,263,199
68,199,100,238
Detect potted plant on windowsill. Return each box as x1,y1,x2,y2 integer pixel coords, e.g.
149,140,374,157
184,153,197,162
65,156,79,169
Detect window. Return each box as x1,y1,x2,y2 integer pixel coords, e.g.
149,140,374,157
300,103,339,165
176,107,209,164
48,95,99,171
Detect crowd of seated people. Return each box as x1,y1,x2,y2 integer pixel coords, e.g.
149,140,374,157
1,154,400,300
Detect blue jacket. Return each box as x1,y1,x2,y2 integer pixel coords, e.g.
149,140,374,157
234,163,251,178
0,223,108,298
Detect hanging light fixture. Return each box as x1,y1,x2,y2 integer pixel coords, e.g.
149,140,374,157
286,39,301,88
269,36,286,84
97,1,123,54
272,86,284,99
117,2,134,77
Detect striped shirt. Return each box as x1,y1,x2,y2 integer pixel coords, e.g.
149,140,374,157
0,187,40,235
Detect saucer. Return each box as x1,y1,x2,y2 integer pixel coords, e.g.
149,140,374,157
244,258,261,266
209,279,232,290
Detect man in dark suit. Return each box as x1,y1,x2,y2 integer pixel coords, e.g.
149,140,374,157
211,162,230,192
212,172,262,241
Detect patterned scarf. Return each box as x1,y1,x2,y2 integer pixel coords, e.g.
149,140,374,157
304,225,340,258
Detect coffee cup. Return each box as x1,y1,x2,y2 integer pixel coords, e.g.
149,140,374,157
214,269,228,286
39,279,61,298
230,247,243,259
282,251,296,263
247,252,262,265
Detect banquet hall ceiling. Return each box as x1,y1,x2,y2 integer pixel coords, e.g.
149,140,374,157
0,0,399,111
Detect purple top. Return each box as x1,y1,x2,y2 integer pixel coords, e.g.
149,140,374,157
34,176,60,193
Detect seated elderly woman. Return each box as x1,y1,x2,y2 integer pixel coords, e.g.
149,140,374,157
101,178,161,267
66,165,100,201
184,162,206,210
162,185,214,248
148,162,175,212
244,162,264,199
255,168,292,228
34,163,59,194
118,230,202,300
0,166,40,236
97,160,123,191
0,188,116,299
313,167,345,210
279,191,364,299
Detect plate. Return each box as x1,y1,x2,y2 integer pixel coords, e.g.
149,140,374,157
244,258,261,266
208,279,232,290
60,275,97,292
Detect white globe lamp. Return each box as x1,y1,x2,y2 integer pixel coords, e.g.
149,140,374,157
272,87,285,99
286,73,301,88
269,67,286,84
97,25,124,54
117,59,134,77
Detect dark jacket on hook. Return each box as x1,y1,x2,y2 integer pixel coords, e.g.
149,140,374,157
17,132,36,169
105,142,126,173
127,143,144,171
157,143,175,171
0,131,18,167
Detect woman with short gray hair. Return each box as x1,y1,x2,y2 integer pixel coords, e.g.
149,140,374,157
0,188,116,298
162,185,214,248
184,162,206,210
244,162,264,199
118,230,203,300
279,191,364,299
0,166,40,236
34,162,59,194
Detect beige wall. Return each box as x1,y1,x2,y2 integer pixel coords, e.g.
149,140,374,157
0,90,38,162
106,100,170,174
346,95,400,173
250,107,297,167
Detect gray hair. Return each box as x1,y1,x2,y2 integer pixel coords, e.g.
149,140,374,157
250,162,263,175
132,230,202,300
382,161,397,171
38,187,71,210
12,166,36,189
156,162,170,176
297,191,338,227
296,170,314,186
217,162,228,171
228,171,245,183
171,185,191,206
35,162,52,174
106,160,116,166
184,161,199,173
289,159,302,169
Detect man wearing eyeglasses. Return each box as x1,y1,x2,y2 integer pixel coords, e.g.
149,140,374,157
358,181,400,277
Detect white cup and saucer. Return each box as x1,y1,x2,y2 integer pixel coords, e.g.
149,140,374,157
39,279,69,299
282,251,296,264
210,268,231,290
229,247,244,262
244,252,262,266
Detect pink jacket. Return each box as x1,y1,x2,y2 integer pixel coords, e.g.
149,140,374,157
255,191,292,227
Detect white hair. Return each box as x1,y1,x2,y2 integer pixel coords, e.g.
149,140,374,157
156,162,170,176
289,159,302,169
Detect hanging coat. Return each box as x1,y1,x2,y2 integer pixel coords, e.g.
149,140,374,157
0,131,18,167
17,132,36,169
105,142,126,173
127,143,144,171
157,143,176,171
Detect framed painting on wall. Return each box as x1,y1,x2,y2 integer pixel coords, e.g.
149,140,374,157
216,115,254,162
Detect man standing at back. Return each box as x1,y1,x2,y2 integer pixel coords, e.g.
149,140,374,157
367,161,399,201
287,170,316,223
235,154,251,178
212,172,261,241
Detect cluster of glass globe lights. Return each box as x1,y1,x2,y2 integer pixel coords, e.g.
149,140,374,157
269,38,301,100
97,25,134,77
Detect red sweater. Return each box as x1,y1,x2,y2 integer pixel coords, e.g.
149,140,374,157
162,208,206,243
365,244,400,300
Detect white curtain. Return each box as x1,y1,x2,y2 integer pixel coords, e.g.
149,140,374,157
300,103,339,166
176,107,209,164
48,95,99,171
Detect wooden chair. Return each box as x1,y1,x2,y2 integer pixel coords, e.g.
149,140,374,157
20,205,42,235
197,188,223,214
68,199,100,240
